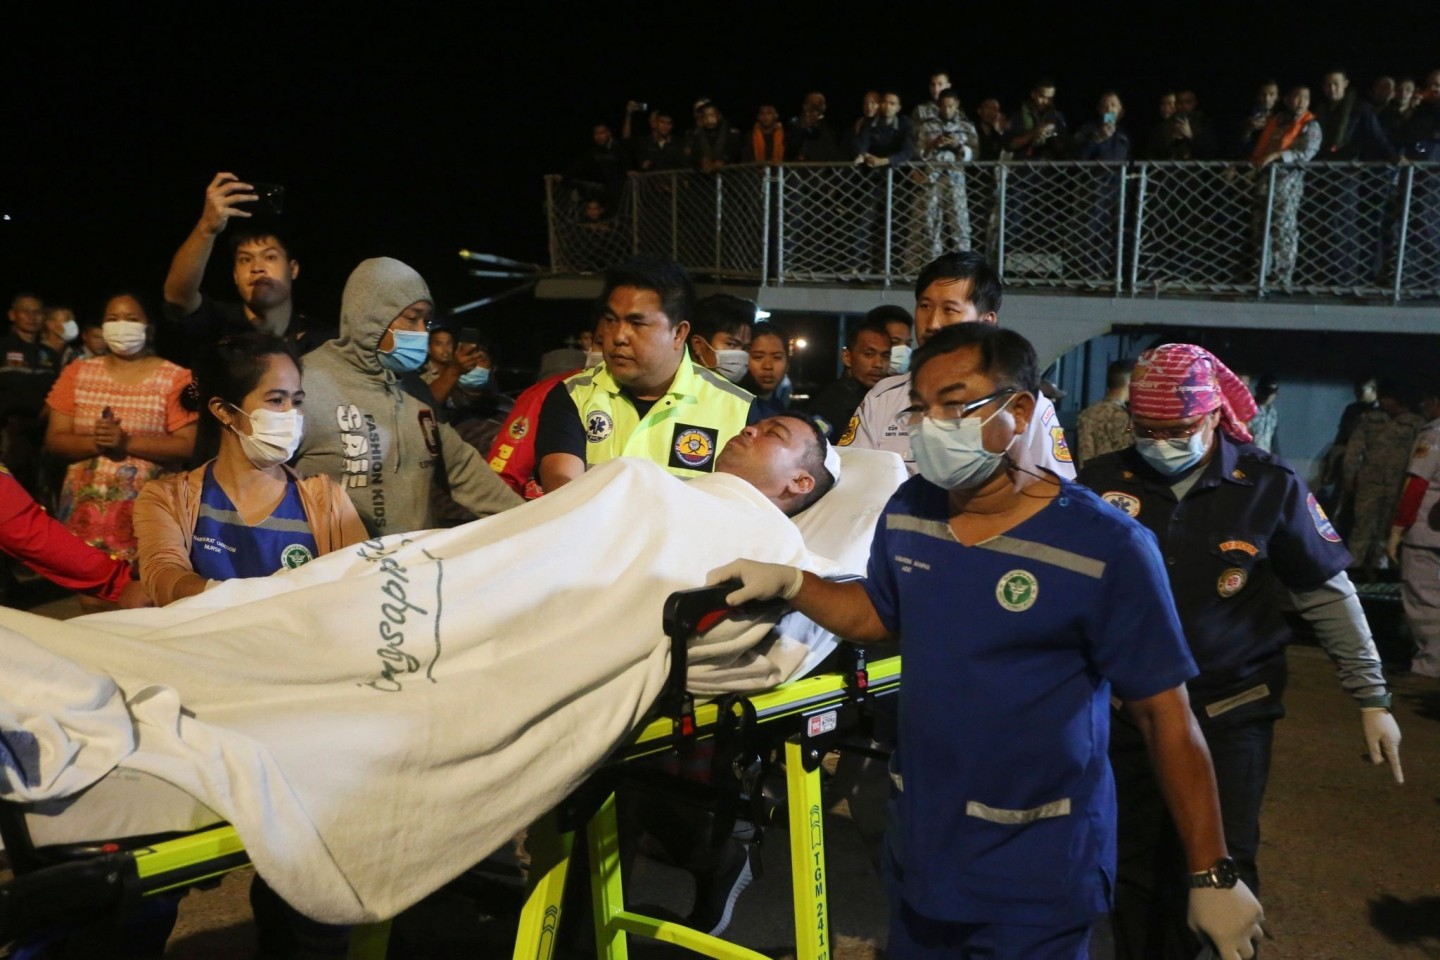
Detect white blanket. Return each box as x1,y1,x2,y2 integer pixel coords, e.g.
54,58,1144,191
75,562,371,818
0,454,903,922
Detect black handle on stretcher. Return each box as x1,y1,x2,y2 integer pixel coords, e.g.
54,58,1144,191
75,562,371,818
660,580,743,737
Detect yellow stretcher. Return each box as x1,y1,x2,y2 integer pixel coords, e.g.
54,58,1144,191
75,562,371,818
0,584,901,959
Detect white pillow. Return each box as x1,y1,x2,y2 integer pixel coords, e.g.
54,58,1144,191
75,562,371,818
792,447,907,576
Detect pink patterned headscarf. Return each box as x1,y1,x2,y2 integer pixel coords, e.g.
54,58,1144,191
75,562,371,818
1128,344,1258,442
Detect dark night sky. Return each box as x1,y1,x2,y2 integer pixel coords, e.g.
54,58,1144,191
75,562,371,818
4,1,1438,367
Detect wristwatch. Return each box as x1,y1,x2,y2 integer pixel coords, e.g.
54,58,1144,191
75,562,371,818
1188,856,1239,889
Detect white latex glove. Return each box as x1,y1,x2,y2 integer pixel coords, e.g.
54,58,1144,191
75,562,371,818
706,559,804,606
1361,707,1404,783
1188,880,1263,960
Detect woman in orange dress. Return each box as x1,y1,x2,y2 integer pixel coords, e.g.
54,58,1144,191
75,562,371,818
44,293,197,561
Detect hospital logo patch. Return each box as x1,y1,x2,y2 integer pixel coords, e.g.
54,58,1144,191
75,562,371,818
1217,567,1247,597
280,544,314,570
669,423,717,471
838,415,859,447
995,570,1038,612
1101,491,1141,518
1050,426,1073,463
585,410,614,443
1306,493,1342,543
507,416,530,442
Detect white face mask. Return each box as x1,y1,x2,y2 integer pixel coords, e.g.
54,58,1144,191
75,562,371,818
102,320,148,357
889,343,913,375
910,395,1016,490
228,405,304,469
1135,431,1208,476
60,319,80,342
713,348,751,383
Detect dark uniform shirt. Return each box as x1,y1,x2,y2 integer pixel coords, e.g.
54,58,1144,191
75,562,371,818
0,332,60,419
805,375,870,443
160,294,335,367
1079,435,1351,713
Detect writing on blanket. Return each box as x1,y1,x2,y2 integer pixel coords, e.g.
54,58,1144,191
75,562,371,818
356,538,445,693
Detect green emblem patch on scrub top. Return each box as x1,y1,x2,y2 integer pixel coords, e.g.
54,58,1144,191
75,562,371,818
996,570,1038,612
281,544,315,570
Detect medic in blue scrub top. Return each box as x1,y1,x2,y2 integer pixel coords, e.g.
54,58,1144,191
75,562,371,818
710,324,1265,960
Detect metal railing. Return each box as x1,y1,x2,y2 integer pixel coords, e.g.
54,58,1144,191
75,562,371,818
544,161,1440,301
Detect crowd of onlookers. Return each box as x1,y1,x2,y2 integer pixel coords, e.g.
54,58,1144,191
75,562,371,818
555,68,1440,218
0,172,525,616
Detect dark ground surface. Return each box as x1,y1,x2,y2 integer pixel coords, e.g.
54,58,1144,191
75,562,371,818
4,587,1439,959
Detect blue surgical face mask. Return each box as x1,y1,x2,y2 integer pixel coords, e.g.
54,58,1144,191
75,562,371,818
889,343,912,375
458,365,491,389
1135,431,1208,476
910,396,1015,490
378,329,430,373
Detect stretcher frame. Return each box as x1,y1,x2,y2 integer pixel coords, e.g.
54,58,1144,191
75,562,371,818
1,585,900,960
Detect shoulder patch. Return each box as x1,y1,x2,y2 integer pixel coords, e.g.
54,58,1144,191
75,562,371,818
1306,492,1342,543
507,416,530,442
1413,442,1431,461
838,415,860,447
585,410,613,443
1100,491,1141,518
1050,426,1072,463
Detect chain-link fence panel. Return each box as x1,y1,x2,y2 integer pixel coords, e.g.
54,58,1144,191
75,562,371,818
673,173,722,271
546,178,635,274
889,162,978,279
1399,165,1440,298
1131,162,1258,294
715,165,769,280
555,162,1438,304
777,163,896,282
1287,162,1401,296
629,169,727,271
632,171,680,261
996,162,1125,290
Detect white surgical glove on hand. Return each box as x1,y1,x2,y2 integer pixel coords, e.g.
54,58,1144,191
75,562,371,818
1188,881,1263,960
1361,707,1404,783
706,560,804,606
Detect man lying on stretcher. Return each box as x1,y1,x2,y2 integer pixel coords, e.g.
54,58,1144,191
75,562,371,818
0,407,901,926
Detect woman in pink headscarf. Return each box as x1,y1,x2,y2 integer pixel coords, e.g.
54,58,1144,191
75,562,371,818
1078,342,1401,960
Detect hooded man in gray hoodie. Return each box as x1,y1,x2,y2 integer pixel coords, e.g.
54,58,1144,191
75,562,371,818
296,258,522,536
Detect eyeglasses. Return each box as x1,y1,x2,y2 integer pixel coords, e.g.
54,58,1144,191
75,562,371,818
1131,414,1211,441
905,387,1017,427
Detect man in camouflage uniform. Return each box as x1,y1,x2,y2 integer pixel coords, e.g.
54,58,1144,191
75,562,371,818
1344,380,1424,574
909,88,978,271
1075,359,1133,468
